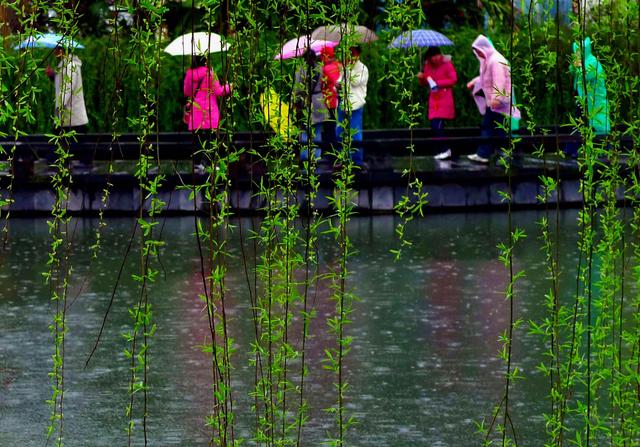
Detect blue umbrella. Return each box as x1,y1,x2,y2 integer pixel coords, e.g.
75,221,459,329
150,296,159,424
389,30,453,49
14,33,84,50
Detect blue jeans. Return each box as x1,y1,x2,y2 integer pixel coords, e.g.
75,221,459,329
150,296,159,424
477,110,507,159
336,105,364,165
300,123,323,161
300,109,337,161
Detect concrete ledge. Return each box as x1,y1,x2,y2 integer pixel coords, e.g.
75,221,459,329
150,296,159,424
357,189,371,209
513,182,538,205
9,190,36,211
424,185,443,207
465,185,490,207
230,189,252,210
561,180,582,203
490,183,510,205
34,190,56,211
66,190,86,212
108,190,138,211
372,187,394,211
2,177,599,216
441,184,466,207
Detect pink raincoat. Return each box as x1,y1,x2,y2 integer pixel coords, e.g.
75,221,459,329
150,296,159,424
419,55,457,120
320,47,341,110
183,66,231,131
468,35,520,119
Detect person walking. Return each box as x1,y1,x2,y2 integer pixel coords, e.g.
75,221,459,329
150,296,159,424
51,46,88,133
417,46,458,160
337,45,369,167
46,46,89,169
183,56,231,132
466,35,520,164
319,46,341,148
565,37,610,158
293,50,325,160
183,56,231,172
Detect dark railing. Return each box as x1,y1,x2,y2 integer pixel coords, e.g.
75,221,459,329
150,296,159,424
0,128,633,214
0,127,631,185
0,127,627,162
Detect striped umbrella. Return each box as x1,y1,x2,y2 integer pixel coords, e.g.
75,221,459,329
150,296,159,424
389,29,453,49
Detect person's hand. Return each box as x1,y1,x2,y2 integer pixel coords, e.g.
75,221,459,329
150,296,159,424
416,72,424,79
466,80,475,89
572,53,582,69
488,97,501,109
45,66,55,79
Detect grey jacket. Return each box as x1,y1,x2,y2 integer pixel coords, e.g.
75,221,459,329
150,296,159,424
293,63,329,125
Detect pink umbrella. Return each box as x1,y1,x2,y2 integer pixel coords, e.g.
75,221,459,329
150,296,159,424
274,36,339,60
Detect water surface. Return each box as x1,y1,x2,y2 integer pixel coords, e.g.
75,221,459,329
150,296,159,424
0,212,583,445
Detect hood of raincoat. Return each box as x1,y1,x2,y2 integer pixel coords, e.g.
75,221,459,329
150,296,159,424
572,37,593,60
471,35,496,63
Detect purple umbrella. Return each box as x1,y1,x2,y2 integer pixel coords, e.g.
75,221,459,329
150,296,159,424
274,36,339,60
389,30,453,49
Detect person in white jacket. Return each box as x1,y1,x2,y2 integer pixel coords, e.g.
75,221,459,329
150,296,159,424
46,47,89,169
336,45,369,168
52,47,88,131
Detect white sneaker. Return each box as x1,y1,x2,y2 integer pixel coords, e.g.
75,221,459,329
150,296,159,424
467,153,489,164
434,149,452,160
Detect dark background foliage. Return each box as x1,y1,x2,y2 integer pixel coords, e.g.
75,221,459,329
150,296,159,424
1,0,638,134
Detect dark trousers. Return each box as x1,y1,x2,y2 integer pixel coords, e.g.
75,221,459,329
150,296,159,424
476,110,506,159
563,105,582,158
431,119,447,153
300,109,337,161
322,108,338,147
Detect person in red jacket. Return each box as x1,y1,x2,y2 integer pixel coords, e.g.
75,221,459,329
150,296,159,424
319,46,342,147
417,47,458,160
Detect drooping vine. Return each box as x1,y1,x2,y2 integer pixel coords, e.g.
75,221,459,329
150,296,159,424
0,0,45,243
2,1,640,446
382,0,429,260
121,0,167,444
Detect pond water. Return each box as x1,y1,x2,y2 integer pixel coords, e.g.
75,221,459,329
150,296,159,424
0,211,584,446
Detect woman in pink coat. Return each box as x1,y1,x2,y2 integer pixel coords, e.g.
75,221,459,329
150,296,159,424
466,35,520,163
183,57,231,131
417,46,458,160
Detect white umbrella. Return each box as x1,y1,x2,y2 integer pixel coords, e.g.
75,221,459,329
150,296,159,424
163,32,229,56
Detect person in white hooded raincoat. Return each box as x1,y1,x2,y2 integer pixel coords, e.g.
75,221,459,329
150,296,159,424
53,47,88,131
